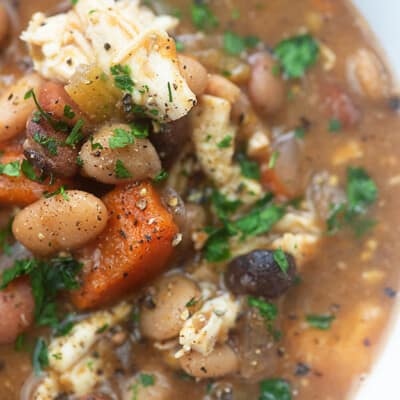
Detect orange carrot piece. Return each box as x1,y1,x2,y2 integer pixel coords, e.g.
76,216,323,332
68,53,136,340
0,151,68,206
71,182,179,310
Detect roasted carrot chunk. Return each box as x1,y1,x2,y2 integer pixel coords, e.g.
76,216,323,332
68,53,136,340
71,182,179,310
0,150,68,206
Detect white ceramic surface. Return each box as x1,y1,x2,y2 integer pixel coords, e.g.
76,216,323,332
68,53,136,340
351,1,400,399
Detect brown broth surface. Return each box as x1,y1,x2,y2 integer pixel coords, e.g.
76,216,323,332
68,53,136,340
1,1,400,399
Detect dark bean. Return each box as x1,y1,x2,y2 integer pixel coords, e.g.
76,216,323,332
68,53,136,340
24,115,79,177
149,117,190,168
225,250,297,298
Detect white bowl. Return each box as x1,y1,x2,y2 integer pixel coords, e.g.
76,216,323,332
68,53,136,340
351,1,400,398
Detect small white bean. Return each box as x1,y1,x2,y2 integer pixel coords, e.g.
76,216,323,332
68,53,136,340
248,52,285,115
79,123,161,184
0,73,43,142
205,74,241,104
179,344,239,379
179,54,208,97
12,190,108,256
140,275,201,341
347,48,390,101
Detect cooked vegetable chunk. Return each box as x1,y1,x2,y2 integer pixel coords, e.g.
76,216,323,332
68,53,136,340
71,182,179,309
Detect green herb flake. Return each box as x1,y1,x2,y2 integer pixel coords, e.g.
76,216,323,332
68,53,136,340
33,132,58,156
191,2,219,31
259,378,292,400
167,81,173,102
211,190,242,220
306,314,335,330
295,127,306,139
0,161,20,177
109,128,134,149
21,159,40,182
237,153,261,180
153,170,169,183
96,323,109,334
248,296,277,321
15,333,26,352
65,119,84,147
204,226,233,262
328,118,342,132
115,159,132,179
63,105,76,119
32,338,49,375
274,34,319,78
44,186,69,201
185,297,200,308
223,31,260,55
110,64,134,93
175,40,185,52
139,373,155,387
273,248,289,274
217,135,233,148
268,151,280,169
90,136,104,150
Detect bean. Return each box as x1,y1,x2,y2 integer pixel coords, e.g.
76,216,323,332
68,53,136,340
0,73,43,143
0,278,34,344
0,4,9,45
347,48,390,101
179,344,239,379
24,116,79,177
12,190,108,256
140,275,201,341
205,74,241,104
178,55,208,97
248,52,285,115
79,123,161,184
225,250,297,298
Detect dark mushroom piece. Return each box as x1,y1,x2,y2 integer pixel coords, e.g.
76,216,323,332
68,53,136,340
225,249,297,298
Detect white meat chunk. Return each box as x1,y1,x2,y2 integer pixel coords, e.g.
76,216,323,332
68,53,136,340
21,0,196,122
191,94,263,204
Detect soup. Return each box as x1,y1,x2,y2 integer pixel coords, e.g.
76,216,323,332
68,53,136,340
0,0,399,399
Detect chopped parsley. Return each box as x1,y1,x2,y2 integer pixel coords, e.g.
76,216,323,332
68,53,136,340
21,159,40,182
191,2,219,30
223,31,260,55
14,333,26,352
90,136,104,150
65,119,84,146
328,118,342,132
217,135,233,148
175,40,185,52
115,159,132,179
139,373,155,387
0,256,83,329
96,323,109,334
204,195,285,262
259,378,292,400
63,105,76,119
273,248,289,274
33,132,58,155
32,338,49,375
0,161,20,177
110,64,134,93
327,167,378,236
248,296,277,321
167,81,173,102
53,314,76,337
268,151,280,169
109,122,149,149
211,190,242,220
153,170,169,182
237,153,261,180
274,34,319,78
44,186,69,201
306,314,336,330
185,297,201,307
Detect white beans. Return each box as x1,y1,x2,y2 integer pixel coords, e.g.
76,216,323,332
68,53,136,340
0,73,43,142
178,55,208,97
347,48,390,101
248,52,285,115
79,123,161,184
12,190,108,256
0,4,9,45
179,344,239,378
0,278,34,344
140,275,201,341
205,74,241,104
